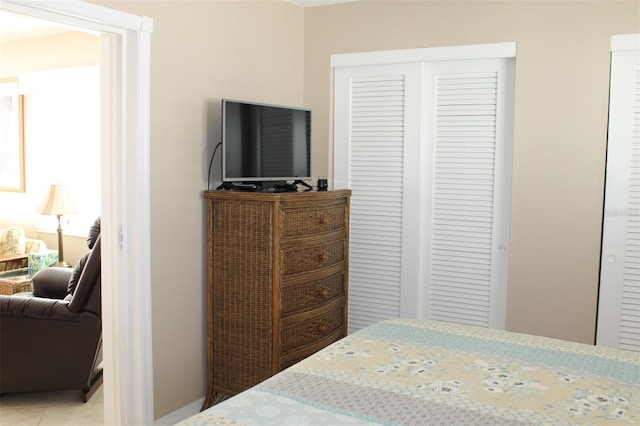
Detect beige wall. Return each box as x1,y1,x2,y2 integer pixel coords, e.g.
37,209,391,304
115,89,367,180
32,231,88,266
89,0,305,419
303,1,639,344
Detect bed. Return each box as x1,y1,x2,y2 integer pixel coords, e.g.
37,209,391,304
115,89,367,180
180,318,640,425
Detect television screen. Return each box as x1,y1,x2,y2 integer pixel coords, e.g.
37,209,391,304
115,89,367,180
222,99,311,182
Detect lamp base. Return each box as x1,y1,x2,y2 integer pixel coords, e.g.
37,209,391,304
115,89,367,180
54,261,73,268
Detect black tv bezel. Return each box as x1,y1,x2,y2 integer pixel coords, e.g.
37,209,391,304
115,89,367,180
221,99,312,183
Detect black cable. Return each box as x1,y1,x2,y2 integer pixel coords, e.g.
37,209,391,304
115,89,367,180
207,141,222,191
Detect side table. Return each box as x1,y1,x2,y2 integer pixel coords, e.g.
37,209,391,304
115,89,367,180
0,268,34,295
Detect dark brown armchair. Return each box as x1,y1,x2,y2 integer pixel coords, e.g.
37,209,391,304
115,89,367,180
0,235,103,402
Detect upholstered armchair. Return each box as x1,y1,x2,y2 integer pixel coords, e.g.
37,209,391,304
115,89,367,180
0,225,102,402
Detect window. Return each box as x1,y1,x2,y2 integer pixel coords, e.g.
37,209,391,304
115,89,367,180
19,66,101,236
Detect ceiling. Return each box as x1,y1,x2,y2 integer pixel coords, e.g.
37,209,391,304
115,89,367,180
0,11,73,42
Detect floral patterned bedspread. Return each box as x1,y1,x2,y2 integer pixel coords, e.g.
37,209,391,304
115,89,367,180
180,318,640,425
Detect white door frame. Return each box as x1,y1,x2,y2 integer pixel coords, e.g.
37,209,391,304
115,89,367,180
1,1,154,424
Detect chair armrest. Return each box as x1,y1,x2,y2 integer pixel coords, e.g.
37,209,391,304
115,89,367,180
31,267,72,299
0,293,101,396
0,294,79,321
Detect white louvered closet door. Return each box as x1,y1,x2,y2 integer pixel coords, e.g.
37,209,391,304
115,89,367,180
422,60,513,329
597,34,640,352
334,63,423,333
334,48,515,334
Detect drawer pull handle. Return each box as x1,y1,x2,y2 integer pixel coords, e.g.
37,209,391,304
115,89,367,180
319,253,329,262
319,216,329,225
319,288,330,299
318,324,328,334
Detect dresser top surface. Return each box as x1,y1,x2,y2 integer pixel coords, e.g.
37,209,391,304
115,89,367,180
204,189,351,202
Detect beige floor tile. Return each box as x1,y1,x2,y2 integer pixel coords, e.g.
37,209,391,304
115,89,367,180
46,390,85,405
0,406,46,425
39,403,104,426
0,387,103,426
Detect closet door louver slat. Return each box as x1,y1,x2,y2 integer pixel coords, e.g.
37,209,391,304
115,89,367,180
346,75,406,333
427,72,499,327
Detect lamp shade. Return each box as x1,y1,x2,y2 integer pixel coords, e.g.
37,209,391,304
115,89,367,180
37,184,78,216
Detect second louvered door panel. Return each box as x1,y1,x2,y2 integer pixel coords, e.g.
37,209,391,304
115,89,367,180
423,61,512,329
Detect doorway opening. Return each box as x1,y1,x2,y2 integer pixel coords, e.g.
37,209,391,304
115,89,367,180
0,1,154,424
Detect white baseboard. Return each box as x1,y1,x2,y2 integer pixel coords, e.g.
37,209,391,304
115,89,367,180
154,397,204,425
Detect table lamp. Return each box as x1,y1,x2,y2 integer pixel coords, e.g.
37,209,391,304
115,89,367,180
38,184,77,268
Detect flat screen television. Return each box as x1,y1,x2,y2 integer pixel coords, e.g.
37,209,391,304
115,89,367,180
222,99,311,184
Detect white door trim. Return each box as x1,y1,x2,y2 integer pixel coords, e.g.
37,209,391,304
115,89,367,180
331,42,516,68
611,33,640,52
0,1,154,423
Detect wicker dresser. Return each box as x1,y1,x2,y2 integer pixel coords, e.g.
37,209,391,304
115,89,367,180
202,189,351,408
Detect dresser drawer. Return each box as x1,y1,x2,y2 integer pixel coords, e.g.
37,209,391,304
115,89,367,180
281,238,345,276
280,202,346,238
280,298,345,354
281,269,345,316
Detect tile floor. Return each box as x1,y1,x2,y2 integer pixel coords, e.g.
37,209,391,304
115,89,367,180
0,387,103,425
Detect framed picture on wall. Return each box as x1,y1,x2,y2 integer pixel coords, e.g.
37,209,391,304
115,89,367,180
0,78,25,192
